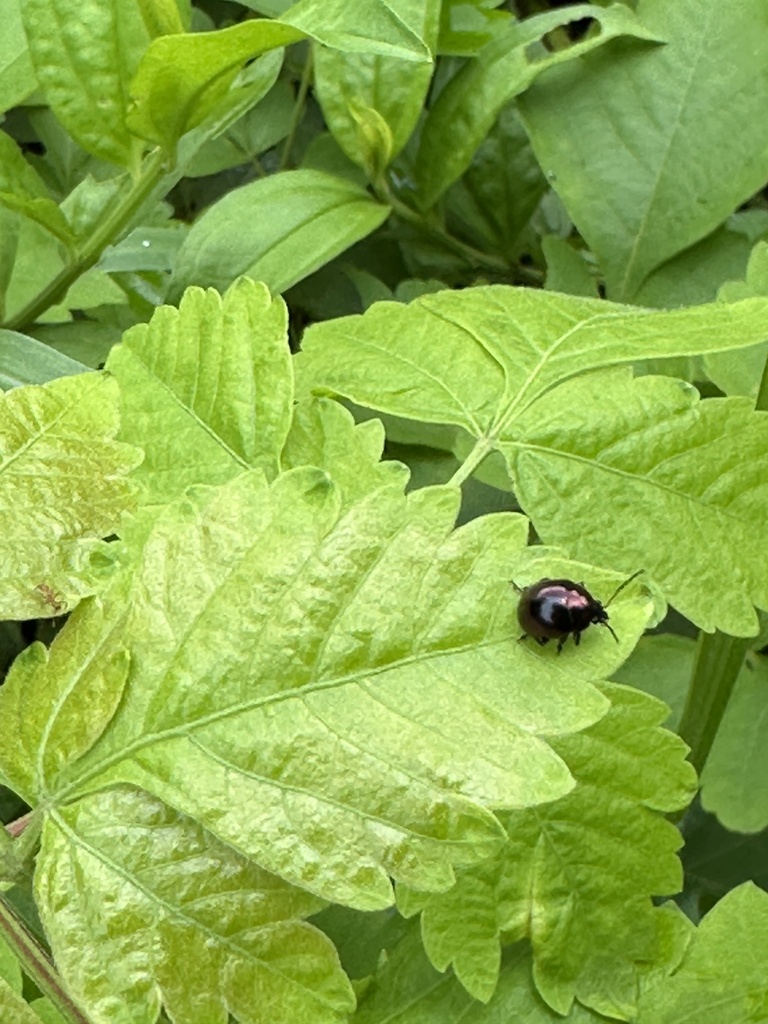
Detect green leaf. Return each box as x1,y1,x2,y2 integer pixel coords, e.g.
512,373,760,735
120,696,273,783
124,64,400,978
506,370,768,636
0,131,73,248
0,978,43,1024
700,652,768,833
0,330,88,388
0,935,22,992
633,211,768,310
415,3,657,208
705,240,768,398
297,287,768,634
518,0,768,301
280,0,433,60
682,806,768,901
313,0,439,172
106,279,293,506
445,106,547,258
38,471,611,909
0,0,36,113
170,170,391,297
128,26,293,149
281,397,410,509
612,633,693,731
36,787,355,1024
438,0,512,56
543,237,598,297
0,600,129,805
21,0,150,168
354,916,688,1024
0,373,140,621
638,883,768,1023
401,683,694,1015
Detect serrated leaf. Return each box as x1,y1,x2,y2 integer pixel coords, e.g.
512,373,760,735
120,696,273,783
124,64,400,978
638,883,768,1023
21,0,150,168
0,373,140,620
170,170,391,297
36,787,354,1024
297,287,768,634
401,683,694,1015
281,397,409,509
128,27,292,149
415,3,657,208
0,977,43,1024
37,470,613,910
518,0,768,301
507,370,768,636
0,935,22,992
106,279,292,506
612,633,693,731
0,599,129,805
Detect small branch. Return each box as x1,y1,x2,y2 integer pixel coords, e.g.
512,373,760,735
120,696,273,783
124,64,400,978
1,148,168,333
0,896,93,1024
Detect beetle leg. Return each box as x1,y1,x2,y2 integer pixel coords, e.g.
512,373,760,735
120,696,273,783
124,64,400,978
518,633,528,644
536,637,550,647
556,635,569,653
574,631,581,647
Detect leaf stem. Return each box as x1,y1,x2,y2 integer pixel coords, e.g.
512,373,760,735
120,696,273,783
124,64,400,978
677,631,752,775
279,46,313,171
0,894,93,1024
448,436,496,487
1,148,169,333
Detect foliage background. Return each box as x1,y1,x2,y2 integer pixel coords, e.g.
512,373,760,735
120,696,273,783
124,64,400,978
1,1,768,1023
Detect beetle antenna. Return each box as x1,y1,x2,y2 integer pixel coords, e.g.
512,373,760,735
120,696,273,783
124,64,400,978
604,569,644,608
510,579,523,593
602,621,620,644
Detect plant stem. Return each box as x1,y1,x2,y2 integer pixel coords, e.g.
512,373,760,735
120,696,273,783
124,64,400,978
279,47,313,171
677,631,751,775
379,183,511,275
1,148,168,333
0,896,93,1024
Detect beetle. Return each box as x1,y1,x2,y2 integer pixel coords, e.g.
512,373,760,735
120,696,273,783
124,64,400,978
511,570,643,653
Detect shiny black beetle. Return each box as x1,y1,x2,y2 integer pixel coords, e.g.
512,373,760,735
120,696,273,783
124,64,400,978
512,570,643,653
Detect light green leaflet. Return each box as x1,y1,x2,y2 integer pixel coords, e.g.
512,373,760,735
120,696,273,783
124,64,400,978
398,683,695,1016
36,787,355,1024
0,372,140,620
297,286,768,635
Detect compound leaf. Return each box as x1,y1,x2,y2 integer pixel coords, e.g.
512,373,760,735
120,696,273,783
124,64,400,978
637,883,768,1024
297,287,768,634
14,469,618,914
400,683,694,1015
